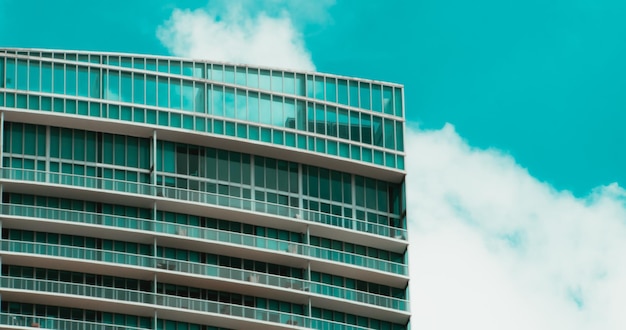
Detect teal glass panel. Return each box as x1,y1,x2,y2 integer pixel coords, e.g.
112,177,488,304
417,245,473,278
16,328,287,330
326,78,336,103
384,118,395,149
121,106,132,121
53,62,64,93
247,68,258,88
361,114,372,144
261,127,271,142
41,62,52,92
394,87,403,117
158,77,168,107
66,65,77,95
260,94,271,125
316,137,325,153
28,60,40,91
107,71,120,101
0,92,4,106
40,96,51,110
359,82,371,110
195,116,205,131
337,108,348,139
89,102,100,116
78,101,88,115
295,73,306,96
385,152,396,167
248,92,259,123
351,145,361,160
194,82,205,113
272,95,284,127
194,63,206,78
374,150,384,165
225,121,235,136
236,123,247,138
273,130,283,144
182,80,194,111
171,112,181,127
158,59,170,73
315,104,325,135
16,94,26,108
16,59,27,90
297,134,306,149
78,66,89,97
373,116,383,147
224,87,235,118
397,155,404,170
214,119,224,134
133,73,145,104
51,97,62,112
327,140,337,155
349,80,359,107
307,103,315,132
158,111,168,126
339,142,349,157
296,100,306,130
108,55,120,66
306,75,314,98
271,71,283,93
285,132,295,147
170,78,182,109
183,114,193,129
5,58,15,88
235,66,246,85
134,108,145,123
133,57,145,70
396,122,404,151
212,85,224,116
259,69,271,90
28,95,39,110
326,106,337,137
121,72,132,103
211,64,223,82
89,67,101,98
284,98,295,128
362,147,372,162
349,111,360,142
284,72,295,94
180,61,192,76
236,89,247,120
146,58,156,71
5,93,13,107
249,126,259,140
372,84,382,112
314,76,324,100
337,79,348,105
224,65,235,84
383,86,393,114
146,75,156,106
108,104,119,119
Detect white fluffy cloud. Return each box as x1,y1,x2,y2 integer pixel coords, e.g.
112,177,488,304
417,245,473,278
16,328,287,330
157,1,316,71
406,124,626,329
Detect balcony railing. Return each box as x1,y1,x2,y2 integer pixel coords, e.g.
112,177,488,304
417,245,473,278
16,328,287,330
0,202,408,276
0,276,374,330
0,240,409,312
0,311,150,330
0,167,407,241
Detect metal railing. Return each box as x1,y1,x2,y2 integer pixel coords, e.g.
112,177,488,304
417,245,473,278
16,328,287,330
0,276,375,330
0,240,409,312
0,311,150,330
1,203,408,276
0,167,407,240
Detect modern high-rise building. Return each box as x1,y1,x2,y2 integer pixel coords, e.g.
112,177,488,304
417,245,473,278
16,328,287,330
0,48,408,329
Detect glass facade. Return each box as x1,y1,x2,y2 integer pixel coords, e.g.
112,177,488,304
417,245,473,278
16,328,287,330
0,49,409,329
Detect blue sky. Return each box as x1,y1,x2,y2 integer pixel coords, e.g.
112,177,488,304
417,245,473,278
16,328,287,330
2,0,626,328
